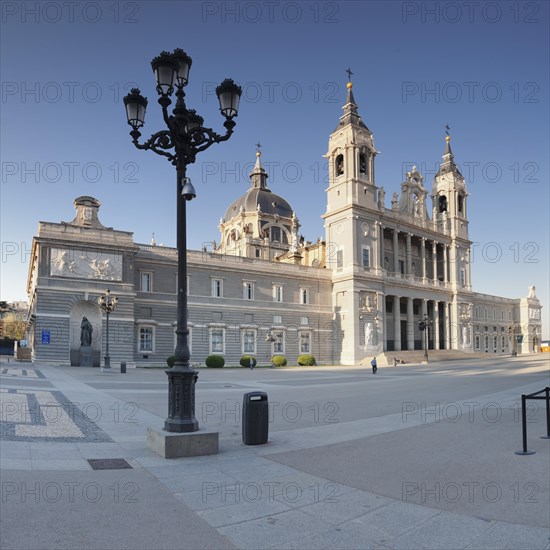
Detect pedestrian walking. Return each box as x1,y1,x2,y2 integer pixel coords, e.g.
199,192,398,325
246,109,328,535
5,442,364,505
371,356,377,374
250,357,257,370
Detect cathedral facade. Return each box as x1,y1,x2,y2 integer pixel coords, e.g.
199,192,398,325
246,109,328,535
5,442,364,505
25,82,542,367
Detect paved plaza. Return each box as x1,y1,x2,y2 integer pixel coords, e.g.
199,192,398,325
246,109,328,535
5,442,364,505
1,356,549,549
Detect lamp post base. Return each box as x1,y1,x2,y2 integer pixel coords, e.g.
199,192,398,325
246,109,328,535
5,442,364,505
147,427,218,458
164,368,199,432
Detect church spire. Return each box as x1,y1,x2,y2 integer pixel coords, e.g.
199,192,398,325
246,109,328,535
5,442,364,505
436,128,462,178
334,71,369,132
249,142,269,189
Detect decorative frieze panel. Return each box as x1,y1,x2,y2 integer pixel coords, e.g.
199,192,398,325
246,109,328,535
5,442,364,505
50,248,122,281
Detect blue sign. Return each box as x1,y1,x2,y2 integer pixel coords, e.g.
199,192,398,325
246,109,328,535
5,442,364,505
41,330,50,344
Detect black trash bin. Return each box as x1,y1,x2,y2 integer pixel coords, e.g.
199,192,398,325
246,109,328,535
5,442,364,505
242,392,268,445
120,362,126,374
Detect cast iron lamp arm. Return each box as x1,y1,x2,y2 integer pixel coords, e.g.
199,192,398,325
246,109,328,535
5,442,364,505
129,129,176,163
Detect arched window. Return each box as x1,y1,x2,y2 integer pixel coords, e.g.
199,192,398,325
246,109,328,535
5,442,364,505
335,154,344,176
438,195,447,213
359,153,367,175
458,194,464,214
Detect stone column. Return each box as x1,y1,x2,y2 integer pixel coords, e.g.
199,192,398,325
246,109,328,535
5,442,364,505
406,233,412,276
393,230,399,273
445,302,451,349
374,222,381,271
383,296,388,351
432,242,438,281
380,224,385,271
443,245,448,283
422,299,428,350
407,297,414,350
393,295,401,351
434,301,440,350
421,237,426,280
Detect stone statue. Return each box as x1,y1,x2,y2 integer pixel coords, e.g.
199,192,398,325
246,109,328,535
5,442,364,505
413,196,421,217
365,322,373,347
461,325,468,346
377,187,385,209
391,192,399,209
528,285,537,299
80,317,93,347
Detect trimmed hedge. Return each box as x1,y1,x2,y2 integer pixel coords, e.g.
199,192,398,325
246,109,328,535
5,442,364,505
166,355,176,367
240,355,253,368
298,354,316,366
272,355,287,367
205,355,225,368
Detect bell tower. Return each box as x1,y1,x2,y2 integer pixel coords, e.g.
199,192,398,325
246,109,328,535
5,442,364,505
323,75,383,364
432,131,472,294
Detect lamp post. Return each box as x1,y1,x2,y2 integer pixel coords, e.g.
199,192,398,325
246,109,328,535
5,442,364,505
123,49,242,433
97,289,118,370
419,314,432,363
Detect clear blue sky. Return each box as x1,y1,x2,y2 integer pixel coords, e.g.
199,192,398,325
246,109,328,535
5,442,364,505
1,1,549,338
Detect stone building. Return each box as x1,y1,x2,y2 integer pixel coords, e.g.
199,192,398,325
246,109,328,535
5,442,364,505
25,81,542,366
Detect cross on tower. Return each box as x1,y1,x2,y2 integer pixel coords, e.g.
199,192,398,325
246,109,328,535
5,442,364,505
256,141,262,152
346,67,353,81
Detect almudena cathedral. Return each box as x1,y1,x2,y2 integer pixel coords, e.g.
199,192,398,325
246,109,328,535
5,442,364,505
25,81,543,367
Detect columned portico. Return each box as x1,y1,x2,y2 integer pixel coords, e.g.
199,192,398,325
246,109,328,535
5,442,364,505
393,230,399,273
393,295,401,351
432,242,438,281
421,238,426,280
406,297,414,350
433,300,440,349
406,233,412,276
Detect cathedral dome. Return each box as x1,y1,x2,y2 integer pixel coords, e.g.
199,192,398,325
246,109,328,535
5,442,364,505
222,148,294,221
224,187,293,220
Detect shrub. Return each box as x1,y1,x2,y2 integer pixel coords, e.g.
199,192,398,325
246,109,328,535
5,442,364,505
298,354,316,366
240,355,253,368
272,355,287,367
205,355,225,368
166,355,176,367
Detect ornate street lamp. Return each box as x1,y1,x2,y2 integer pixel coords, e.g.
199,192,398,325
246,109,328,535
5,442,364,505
97,289,118,370
124,49,242,433
419,314,433,363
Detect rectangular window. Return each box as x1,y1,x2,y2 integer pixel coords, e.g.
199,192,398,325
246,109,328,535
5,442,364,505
336,250,343,269
300,317,309,326
139,327,153,352
300,287,309,305
273,331,284,354
362,247,370,268
140,272,152,292
300,332,311,354
255,249,261,258
242,330,256,354
243,282,254,300
398,260,405,274
273,315,282,324
212,279,223,298
270,226,281,242
273,285,283,302
210,329,224,354
475,335,480,350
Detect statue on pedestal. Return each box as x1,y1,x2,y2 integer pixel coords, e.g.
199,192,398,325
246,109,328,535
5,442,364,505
80,317,93,347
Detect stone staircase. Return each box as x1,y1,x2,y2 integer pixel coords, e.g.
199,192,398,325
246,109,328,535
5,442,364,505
366,350,504,367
